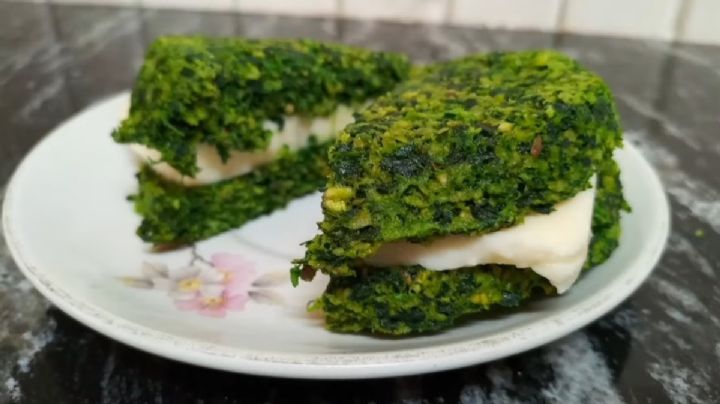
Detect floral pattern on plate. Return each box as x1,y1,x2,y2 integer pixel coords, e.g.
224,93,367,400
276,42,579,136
121,247,287,317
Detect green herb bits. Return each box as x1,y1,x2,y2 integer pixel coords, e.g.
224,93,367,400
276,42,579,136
298,50,625,278
113,37,410,177
295,50,629,335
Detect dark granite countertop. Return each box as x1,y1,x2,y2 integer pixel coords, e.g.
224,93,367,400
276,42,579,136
1,2,719,403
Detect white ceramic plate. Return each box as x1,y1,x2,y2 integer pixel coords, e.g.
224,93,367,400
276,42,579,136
3,92,669,379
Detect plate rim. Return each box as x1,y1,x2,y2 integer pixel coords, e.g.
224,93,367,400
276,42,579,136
2,94,670,379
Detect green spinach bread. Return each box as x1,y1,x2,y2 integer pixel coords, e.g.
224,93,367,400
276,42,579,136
113,37,410,245
293,50,629,335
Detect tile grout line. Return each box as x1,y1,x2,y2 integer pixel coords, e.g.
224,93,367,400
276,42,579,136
233,0,241,37
554,0,569,35
444,0,455,25
550,0,568,49
671,0,692,44
333,0,343,41
336,0,344,19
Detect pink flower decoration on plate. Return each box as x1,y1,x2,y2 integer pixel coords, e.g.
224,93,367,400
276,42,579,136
175,284,251,318
123,249,283,318
211,253,257,297
174,253,258,317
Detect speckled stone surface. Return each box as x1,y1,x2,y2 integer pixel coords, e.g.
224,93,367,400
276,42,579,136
1,3,719,403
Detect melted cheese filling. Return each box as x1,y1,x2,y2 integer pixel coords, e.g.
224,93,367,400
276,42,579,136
366,180,596,293
130,105,357,186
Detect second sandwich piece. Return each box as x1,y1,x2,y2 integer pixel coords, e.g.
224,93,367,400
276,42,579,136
294,50,629,335
113,37,410,246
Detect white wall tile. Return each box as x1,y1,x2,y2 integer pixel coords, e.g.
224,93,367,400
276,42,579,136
141,0,235,12
678,0,720,45
562,0,683,40
340,0,448,24
51,0,138,5
237,0,337,17
450,0,561,31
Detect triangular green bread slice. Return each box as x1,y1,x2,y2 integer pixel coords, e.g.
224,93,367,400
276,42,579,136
113,37,410,245
294,50,629,335
114,37,410,177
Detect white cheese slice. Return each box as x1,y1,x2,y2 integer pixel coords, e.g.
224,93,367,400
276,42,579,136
129,105,357,186
366,179,596,293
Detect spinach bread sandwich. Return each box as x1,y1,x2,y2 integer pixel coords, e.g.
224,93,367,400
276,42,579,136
293,50,629,335
113,37,409,246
